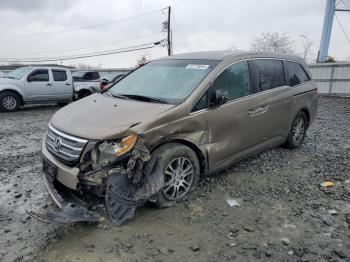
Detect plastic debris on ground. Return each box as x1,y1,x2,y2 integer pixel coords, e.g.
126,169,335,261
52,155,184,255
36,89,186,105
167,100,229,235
320,181,334,187
226,198,240,207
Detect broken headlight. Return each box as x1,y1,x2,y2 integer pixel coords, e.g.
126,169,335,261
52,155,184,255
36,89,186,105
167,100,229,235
98,134,138,165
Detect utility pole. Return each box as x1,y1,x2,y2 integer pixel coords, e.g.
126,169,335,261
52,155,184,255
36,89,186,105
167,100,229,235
318,0,335,62
318,0,350,62
167,6,172,56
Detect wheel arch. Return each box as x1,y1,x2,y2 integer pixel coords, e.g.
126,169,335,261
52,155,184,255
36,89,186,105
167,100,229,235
299,107,310,128
0,88,24,105
77,88,92,98
150,138,207,175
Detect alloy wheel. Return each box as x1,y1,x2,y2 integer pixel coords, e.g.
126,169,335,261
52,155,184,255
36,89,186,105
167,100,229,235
292,117,305,145
2,96,17,110
162,157,194,201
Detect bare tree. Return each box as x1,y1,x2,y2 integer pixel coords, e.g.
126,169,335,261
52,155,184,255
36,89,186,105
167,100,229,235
76,63,93,70
69,63,103,70
300,34,314,62
250,32,294,54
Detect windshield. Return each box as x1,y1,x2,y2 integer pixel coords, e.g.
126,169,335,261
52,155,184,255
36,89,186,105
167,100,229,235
107,59,219,104
6,67,32,80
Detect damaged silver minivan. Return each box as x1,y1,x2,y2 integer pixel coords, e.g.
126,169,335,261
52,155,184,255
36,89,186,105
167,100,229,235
38,51,318,225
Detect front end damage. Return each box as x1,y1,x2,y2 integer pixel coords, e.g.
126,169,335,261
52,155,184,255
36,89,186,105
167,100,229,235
32,136,165,226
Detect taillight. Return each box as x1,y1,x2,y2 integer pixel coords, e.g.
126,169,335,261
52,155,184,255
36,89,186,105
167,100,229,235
100,82,104,91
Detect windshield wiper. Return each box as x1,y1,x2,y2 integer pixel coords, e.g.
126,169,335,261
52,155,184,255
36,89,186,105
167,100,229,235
105,92,128,100
120,94,169,104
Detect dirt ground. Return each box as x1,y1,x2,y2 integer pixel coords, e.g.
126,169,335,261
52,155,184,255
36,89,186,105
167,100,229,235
0,97,350,262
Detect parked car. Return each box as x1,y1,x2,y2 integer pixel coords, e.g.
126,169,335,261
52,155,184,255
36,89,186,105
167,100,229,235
39,51,318,225
0,67,73,112
99,73,126,91
72,70,101,99
73,71,129,99
0,71,5,78
72,70,100,82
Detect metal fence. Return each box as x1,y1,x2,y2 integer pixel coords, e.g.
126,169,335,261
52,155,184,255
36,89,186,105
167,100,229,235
309,62,350,96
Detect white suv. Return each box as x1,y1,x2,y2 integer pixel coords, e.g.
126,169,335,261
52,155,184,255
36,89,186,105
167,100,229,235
0,66,73,112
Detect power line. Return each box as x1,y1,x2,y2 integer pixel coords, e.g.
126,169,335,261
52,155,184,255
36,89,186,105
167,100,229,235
343,0,350,8
335,13,350,44
0,41,165,63
0,8,166,38
172,11,190,51
6,31,164,56
336,0,344,6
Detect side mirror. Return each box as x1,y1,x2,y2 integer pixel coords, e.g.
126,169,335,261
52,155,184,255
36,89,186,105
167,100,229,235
210,89,228,107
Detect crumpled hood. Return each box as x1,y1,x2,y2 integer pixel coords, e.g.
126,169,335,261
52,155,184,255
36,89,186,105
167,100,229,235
50,93,174,140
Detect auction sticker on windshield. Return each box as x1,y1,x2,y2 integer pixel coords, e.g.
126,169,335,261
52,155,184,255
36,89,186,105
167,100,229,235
185,64,210,70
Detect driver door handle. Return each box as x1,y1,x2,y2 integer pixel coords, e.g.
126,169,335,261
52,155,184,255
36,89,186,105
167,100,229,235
46,83,52,86
248,105,269,117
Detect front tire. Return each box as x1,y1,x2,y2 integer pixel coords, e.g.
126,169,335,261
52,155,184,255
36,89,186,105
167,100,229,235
0,92,20,112
148,143,200,208
285,111,308,149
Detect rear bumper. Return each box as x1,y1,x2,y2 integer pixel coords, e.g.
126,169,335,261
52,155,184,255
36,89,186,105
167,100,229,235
41,137,79,190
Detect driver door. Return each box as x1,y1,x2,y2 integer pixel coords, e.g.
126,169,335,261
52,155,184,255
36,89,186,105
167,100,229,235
206,61,268,170
25,69,53,101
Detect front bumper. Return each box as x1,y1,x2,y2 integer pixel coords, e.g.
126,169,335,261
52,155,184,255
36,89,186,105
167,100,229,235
41,138,79,190
35,139,103,223
39,135,163,226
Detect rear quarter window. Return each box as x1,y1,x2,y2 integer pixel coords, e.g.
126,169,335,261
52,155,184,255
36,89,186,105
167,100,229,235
52,70,67,81
286,61,310,87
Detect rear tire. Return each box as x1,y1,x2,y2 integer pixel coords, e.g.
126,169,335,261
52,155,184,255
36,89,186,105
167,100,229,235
58,101,69,106
285,111,308,149
0,92,20,112
147,143,200,208
78,90,91,99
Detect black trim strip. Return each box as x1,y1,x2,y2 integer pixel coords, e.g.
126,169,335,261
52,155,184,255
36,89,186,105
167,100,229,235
293,88,317,97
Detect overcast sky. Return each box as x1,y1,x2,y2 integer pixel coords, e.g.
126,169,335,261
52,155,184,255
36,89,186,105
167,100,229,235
0,0,349,68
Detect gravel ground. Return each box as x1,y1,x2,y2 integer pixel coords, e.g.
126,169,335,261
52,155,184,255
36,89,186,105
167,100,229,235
0,97,349,262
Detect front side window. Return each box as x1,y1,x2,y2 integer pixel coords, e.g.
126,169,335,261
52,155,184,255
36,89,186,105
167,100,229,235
52,70,67,81
209,61,251,103
108,59,219,104
286,61,309,86
253,59,285,91
28,69,49,82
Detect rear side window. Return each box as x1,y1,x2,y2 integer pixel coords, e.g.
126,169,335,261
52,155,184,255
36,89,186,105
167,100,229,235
210,61,251,102
253,59,285,91
52,70,67,81
286,61,310,86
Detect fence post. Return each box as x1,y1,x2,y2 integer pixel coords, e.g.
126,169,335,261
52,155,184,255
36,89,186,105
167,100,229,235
329,63,335,95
